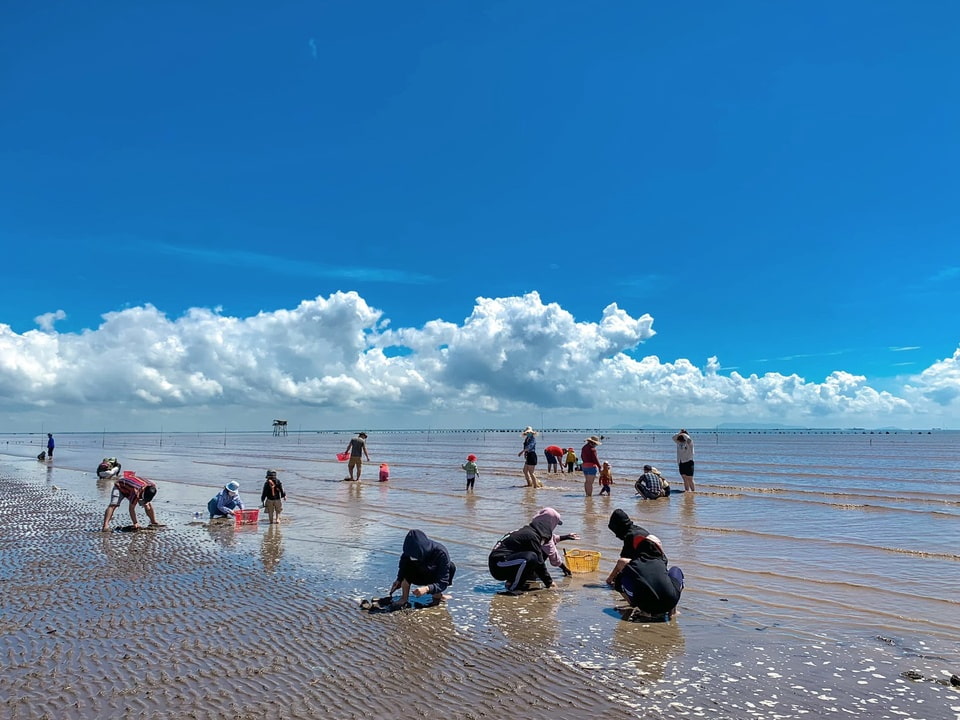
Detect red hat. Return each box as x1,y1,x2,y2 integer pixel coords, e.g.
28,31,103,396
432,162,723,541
467,454,477,462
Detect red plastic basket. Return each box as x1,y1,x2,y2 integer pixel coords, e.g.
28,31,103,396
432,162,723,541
336,452,349,462
234,508,259,526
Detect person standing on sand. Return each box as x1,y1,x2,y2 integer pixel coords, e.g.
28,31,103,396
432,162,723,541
605,509,683,620
101,472,160,531
518,427,541,488
388,529,457,609
260,470,286,524
581,435,602,496
46,433,55,460
462,454,479,491
565,447,577,474
345,432,371,482
598,461,614,496
672,429,696,492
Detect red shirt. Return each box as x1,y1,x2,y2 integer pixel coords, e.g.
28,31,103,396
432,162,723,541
580,443,600,467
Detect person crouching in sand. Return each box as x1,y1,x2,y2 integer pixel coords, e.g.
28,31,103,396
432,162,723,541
488,514,556,595
209,481,244,519
388,530,456,609
605,509,683,620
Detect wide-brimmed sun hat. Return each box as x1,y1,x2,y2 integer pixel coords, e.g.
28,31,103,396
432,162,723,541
521,426,537,435
225,481,240,492
585,435,602,445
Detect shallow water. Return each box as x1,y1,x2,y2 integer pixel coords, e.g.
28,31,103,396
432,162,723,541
2,429,958,718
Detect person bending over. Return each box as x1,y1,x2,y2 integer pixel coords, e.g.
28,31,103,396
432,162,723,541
531,507,578,577
101,472,160,531
345,432,371,482
388,529,457,608
488,514,557,594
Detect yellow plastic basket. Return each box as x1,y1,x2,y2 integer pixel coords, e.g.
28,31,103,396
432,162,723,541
563,548,601,573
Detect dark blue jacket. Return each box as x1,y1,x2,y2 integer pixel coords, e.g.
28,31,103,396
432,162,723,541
396,530,454,595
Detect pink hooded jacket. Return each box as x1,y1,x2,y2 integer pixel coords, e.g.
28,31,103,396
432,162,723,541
531,507,564,567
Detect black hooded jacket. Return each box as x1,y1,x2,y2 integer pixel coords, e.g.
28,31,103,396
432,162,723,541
489,516,554,563
608,508,663,561
396,530,455,595
608,509,679,613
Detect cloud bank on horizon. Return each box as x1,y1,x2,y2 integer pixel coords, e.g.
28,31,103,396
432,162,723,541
3,291,957,432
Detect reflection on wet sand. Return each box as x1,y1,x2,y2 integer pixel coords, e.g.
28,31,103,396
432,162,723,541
489,589,562,646
609,615,685,684
260,523,284,573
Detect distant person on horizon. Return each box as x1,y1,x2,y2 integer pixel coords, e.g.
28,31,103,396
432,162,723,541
46,433,55,460
581,436,602,496
345,432,371,482
518,427,541,488
101,472,160,531
672,429,696,492
462,454,479,491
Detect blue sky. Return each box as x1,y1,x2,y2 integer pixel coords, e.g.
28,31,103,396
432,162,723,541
2,2,959,430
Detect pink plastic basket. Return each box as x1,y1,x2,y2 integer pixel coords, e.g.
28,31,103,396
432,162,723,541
234,508,259,526
336,452,349,462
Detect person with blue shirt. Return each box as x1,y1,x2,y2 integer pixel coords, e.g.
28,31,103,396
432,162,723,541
46,433,55,460
208,481,244,519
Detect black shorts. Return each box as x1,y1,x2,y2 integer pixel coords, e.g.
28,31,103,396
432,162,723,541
525,451,538,466
678,460,695,477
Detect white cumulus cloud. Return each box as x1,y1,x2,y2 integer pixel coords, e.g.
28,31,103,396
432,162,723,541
1,291,958,430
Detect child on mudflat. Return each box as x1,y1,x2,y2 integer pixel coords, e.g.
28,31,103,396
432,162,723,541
598,462,614,496
461,454,479,492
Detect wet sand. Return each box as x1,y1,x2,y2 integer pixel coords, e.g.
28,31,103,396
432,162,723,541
2,432,959,719
0,475,650,719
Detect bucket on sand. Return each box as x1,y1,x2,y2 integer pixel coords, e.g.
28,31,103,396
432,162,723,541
563,549,601,573
235,509,259,526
